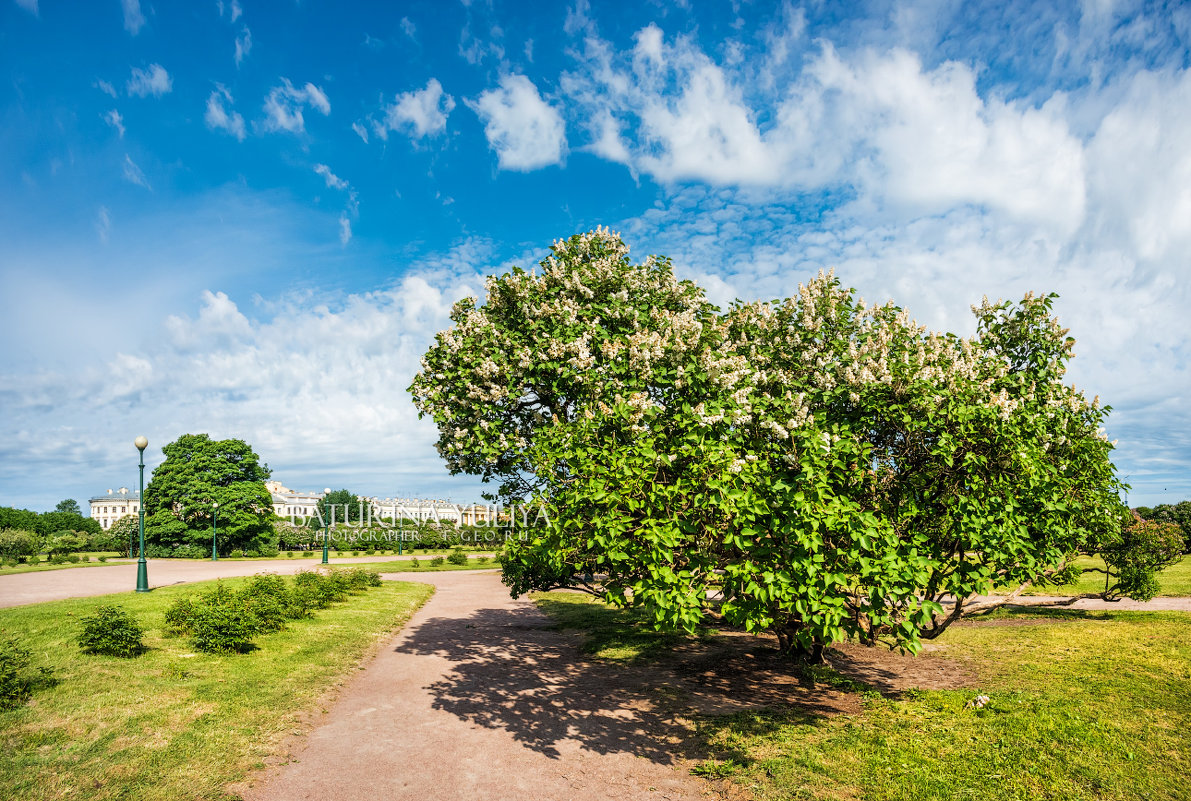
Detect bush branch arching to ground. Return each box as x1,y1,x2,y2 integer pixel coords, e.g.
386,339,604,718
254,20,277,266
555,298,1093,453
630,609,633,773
411,229,1138,662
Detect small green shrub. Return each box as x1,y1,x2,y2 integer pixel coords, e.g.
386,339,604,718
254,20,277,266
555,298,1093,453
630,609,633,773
238,574,292,631
430,556,445,567
163,596,198,636
477,555,490,564
410,557,420,568
0,633,54,708
79,605,145,657
189,584,259,653
98,556,108,562
66,554,80,563
302,551,314,558
286,551,295,558
447,548,468,566
292,571,338,610
342,567,383,591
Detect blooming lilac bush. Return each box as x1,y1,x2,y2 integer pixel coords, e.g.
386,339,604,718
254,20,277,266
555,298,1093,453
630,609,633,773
410,229,1131,662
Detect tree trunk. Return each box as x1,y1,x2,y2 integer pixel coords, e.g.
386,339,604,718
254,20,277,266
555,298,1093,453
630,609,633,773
775,622,827,664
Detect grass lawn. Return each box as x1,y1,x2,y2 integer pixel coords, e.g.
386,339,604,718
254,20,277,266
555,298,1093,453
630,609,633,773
534,594,1191,801
0,576,434,801
0,554,127,576
1013,554,1191,597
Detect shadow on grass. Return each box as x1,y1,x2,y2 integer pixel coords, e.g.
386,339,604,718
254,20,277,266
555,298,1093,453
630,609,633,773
969,605,1124,622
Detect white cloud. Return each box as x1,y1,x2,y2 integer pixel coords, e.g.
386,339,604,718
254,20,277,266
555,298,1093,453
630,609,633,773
470,74,566,171
261,79,331,134
314,163,348,191
400,16,416,38
351,121,369,143
14,0,38,15
0,249,491,509
338,214,352,246
103,109,125,138
377,78,455,140
235,26,252,67
565,27,1087,234
218,0,242,23
94,79,118,97
1084,67,1191,264
122,0,145,35
95,206,111,243
121,154,151,189
127,64,172,98
205,85,246,140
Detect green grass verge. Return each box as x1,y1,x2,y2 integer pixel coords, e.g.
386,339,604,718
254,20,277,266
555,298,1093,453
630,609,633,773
0,554,127,575
1013,554,1191,597
0,576,434,801
533,593,1191,801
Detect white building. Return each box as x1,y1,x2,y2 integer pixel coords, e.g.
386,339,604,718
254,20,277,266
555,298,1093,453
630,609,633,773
89,488,141,529
266,481,324,518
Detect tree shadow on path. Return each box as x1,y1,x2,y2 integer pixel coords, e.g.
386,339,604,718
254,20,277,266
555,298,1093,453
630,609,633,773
393,601,846,764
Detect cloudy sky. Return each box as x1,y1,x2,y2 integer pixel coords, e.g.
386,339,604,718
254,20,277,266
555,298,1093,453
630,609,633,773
1,0,1188,513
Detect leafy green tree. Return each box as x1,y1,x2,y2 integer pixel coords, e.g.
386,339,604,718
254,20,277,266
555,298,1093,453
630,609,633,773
107,515,140,557
412,229,1132,662
0,530,39,562
0,507,45,535
1084,513,1184,600
310,488,365,527
44,531,88,556
54,499,81,515
143,434,275,555
1144,501,1191,554
40,511,100,538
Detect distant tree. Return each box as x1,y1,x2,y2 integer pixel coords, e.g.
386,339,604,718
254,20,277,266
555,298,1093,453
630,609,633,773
91,516,135,552
40,511,100,538
0,507,44,534
310,489,364,527
44,531,88,557
143,434,275,555
1145,502,1191,554
308,489,364,549
0,530,39,562
54,499,81,515
1085,513,1186,600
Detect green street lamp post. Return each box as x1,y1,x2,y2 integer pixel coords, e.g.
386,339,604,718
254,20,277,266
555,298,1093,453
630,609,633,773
211,501,219,561
321,487,331,564
134,436,149,592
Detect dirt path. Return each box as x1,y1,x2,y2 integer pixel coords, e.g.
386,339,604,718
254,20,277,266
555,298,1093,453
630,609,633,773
241,571,708,801
0,555,464,608
971,593,1191,612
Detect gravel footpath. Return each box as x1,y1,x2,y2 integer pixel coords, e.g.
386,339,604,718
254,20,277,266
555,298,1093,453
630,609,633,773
242,570,707,801
0,555,453,608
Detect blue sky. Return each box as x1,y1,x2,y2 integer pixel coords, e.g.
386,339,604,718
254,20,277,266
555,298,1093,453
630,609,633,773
1,0,1188,512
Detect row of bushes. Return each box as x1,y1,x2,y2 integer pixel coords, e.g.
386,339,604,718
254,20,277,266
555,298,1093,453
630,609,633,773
0,553,111,569
1,568,388,710
163,568,384,653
